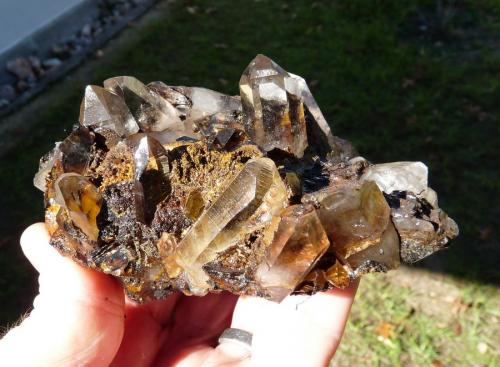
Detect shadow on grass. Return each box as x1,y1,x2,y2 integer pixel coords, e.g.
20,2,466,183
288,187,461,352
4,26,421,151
0,0,498,327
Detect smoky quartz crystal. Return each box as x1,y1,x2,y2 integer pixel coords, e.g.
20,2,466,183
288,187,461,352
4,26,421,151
35,55,458,302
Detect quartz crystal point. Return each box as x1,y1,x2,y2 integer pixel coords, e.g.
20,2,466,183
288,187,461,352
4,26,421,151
169,157,287,295
35,55,458,303
79,85,139,137
255,204,330,301
104,76,184,134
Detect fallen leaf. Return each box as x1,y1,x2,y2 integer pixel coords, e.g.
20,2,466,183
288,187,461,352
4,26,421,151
375,322,396,340
451,299,471,315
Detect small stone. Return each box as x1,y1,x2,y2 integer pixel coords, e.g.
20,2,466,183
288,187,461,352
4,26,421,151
28,56,44,77
16,80,30,92
0,84,16,102
0,99,10,108
81,24,93,37
42,58,63,69
6,57,35,80
51,44,72,59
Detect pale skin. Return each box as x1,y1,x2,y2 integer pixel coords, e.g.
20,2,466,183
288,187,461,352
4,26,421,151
0,223,358,367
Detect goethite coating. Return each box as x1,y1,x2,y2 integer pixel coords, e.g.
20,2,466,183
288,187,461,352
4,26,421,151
35,55,458,302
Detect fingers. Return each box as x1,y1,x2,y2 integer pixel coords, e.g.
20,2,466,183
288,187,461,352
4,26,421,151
169,292,238,344
153,292,238,366
110,295,182,367
0,223,125,367
232,282,359,367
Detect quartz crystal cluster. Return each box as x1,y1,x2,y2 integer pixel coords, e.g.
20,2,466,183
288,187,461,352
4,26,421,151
35,55,458,302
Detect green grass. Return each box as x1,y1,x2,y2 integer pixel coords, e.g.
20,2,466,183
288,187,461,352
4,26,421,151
334,272,499,366
0,0,498,363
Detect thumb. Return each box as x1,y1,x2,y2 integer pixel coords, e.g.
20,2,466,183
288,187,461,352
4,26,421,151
0,223,125,367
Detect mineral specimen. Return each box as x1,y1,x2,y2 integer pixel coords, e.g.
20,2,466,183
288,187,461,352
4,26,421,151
35,54,458,302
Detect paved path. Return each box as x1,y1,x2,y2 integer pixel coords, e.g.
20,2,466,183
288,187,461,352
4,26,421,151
0,0,85,54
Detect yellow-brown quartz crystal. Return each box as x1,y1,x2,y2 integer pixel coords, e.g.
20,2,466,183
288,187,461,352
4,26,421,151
35,55,458,302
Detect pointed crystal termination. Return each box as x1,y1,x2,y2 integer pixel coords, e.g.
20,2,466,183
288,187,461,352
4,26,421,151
79,85,139,137
34,142,62,191
286,73,357,159
170,157,287,294
239,54,356,158
59,126,94,174
239,54,308,157
255,204,330,301
126,134,169,180
35,54,458,303
104,76,182,135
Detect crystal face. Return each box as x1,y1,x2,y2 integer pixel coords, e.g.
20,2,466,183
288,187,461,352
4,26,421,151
35,55,459,302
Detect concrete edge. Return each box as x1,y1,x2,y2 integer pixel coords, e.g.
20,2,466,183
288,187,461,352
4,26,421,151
0,0,157,119
0,1,100,82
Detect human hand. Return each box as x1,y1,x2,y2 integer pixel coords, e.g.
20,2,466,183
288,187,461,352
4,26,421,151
0,223,358,367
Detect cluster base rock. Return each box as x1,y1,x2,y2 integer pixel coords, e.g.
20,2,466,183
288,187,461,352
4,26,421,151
35,55,458,302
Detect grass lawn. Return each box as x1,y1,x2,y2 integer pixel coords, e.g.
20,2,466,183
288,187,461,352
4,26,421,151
0,0,498,365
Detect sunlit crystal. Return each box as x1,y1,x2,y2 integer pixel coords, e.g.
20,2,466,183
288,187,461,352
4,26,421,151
170,157,287,294
55,173,102,241
35,54,458,303
239,54,308,157
255,204,329,301
80,85,139,137
104,76,182,133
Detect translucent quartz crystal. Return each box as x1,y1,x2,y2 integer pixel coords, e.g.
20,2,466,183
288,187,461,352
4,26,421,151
59,127,94,174
149,82,243,144
126,133,169,180
286,73,356,158
315,181,400,273
34,142,61,191
170,157,287,294
35,54,458,303
79,85,139,137
360,161,437,206
239,54,308,157
255,204,330,301
325,261,351,288
104,76,182,133
55,173,102,241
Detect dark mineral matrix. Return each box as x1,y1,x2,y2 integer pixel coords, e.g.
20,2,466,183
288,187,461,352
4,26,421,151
34,55,458,302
